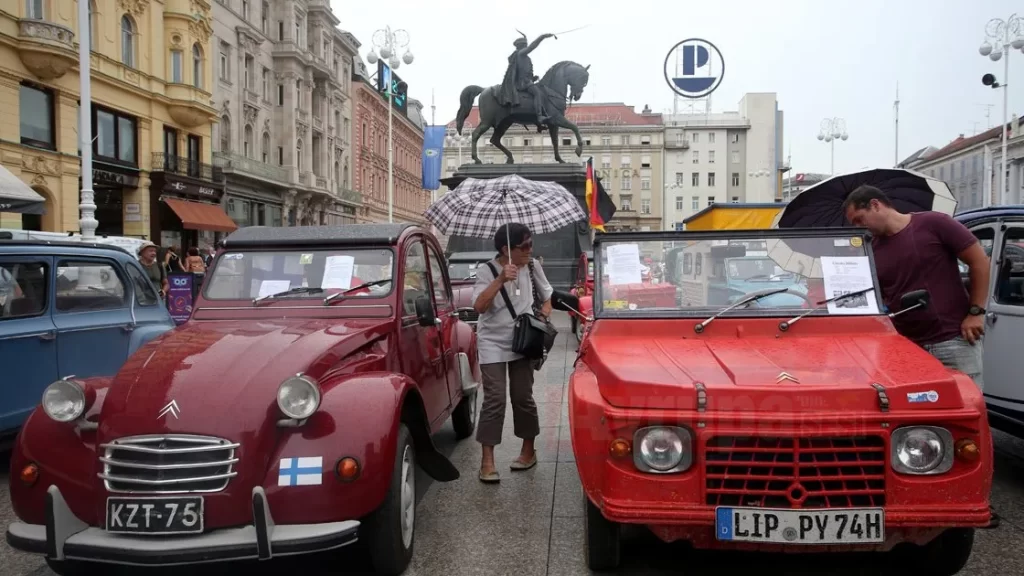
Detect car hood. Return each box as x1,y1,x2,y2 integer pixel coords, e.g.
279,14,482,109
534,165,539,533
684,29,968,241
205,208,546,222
587,329,966,412
97,318,391,440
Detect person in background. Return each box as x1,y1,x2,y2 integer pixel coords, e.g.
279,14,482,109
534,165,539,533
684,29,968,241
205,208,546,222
472,223,553,483
203,245,216,268
138,241,168,298
184,247,207,274
164,246,184,275
843,185,990,390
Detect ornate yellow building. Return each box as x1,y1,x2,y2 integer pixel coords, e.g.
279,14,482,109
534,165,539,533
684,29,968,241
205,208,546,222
0,0,224,248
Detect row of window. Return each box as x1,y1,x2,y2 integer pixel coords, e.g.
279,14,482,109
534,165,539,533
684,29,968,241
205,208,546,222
673,172,742,188
675,132,741,145
673,195,742,211
501,135,653,147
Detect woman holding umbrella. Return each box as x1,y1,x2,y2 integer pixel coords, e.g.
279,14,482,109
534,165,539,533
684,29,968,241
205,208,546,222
472,223,553,482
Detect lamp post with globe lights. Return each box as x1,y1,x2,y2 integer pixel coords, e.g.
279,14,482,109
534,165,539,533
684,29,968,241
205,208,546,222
365,27,413,223
817,118,848,175
446,126,471,169
979,14,1024,206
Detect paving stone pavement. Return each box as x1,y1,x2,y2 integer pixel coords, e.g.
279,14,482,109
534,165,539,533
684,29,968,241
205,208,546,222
3,311,1024,575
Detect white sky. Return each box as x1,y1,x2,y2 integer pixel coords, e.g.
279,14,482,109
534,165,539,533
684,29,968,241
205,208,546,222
332,0,1023,175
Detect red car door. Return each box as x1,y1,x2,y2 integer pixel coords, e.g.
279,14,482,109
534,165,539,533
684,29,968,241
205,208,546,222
398,237,450,429
425,243,460,410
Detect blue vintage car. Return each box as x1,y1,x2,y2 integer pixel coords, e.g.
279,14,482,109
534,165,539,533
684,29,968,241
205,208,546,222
0,240,176,438
720,255,808,307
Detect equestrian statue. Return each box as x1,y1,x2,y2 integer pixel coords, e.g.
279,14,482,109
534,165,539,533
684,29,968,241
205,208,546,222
455,30,590,165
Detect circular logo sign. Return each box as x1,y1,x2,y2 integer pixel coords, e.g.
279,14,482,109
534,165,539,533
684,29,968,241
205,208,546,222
425,149,439,157
664,38,725,99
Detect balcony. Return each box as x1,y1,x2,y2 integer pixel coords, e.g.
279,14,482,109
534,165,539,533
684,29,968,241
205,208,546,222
316,176,328,190
337,187,362,206
272,41,309,63
665,140,691,149
17,18,76,80
297,109,310,125
153,153,223,182
310,54,333,79
313,115,323,131
213,152,290,184
165,84,217,128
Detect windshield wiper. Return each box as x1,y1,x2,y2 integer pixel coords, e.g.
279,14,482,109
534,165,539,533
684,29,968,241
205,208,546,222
323,278,392,305
252,286,323,306
694,287,791,333
778,286,876,331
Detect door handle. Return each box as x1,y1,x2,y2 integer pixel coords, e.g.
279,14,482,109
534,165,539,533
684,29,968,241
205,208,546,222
122,323,136,332
38,331,55,342
986,312,997,324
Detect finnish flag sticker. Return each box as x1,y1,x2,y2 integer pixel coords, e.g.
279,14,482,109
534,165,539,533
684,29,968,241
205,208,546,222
278,457,323,486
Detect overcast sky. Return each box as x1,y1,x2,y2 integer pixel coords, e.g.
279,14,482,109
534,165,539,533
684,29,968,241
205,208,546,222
333,0,1023,176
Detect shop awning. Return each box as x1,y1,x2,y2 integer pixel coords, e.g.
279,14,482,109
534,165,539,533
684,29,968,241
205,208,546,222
163,198,238,233
0,163,46,214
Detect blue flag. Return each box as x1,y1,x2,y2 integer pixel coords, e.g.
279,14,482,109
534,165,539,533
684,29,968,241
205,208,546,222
422,125,446,191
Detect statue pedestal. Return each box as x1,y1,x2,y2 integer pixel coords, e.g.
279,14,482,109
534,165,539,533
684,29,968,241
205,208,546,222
439,162,592,291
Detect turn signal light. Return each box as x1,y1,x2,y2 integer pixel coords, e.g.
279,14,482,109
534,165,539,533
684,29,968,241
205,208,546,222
20,463,39,486
609,438,631,458
955,439,981,463
336,457,360,482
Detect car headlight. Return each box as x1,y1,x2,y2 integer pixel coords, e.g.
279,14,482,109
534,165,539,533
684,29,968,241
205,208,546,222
633,426,693,473
42,378,87,423
891,426,954,475
277,374,322,420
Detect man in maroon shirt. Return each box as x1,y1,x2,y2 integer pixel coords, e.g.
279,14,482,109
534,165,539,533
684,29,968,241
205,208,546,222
843,185,991,390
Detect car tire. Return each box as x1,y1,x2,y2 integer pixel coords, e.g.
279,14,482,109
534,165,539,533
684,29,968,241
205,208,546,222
584,495,620,571
897,527,974,576
363,423,416,576
575,317,585,343
451,389,478,440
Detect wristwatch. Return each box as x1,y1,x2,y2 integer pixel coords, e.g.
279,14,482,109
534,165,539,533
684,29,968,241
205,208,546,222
968,305,986,316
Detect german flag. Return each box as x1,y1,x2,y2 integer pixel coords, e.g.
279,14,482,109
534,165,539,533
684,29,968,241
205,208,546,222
585,157,615,232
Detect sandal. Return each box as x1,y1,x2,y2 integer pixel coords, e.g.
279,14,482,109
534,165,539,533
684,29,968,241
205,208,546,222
478,469,500,483
510,454,538,471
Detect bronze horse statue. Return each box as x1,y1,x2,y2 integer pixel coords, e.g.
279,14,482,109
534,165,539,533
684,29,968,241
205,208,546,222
455,61,590,164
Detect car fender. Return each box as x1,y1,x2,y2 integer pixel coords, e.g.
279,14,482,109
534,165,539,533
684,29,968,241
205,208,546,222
453,321,482,384
260,372,458,525
9,377,112,526
126,321,174,357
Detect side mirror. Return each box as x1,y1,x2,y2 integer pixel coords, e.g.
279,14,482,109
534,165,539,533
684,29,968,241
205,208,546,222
551,289,580,313
415,295,438,327
890,289,930,318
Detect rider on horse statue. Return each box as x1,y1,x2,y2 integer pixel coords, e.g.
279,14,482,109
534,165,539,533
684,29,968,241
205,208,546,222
499,31,555,128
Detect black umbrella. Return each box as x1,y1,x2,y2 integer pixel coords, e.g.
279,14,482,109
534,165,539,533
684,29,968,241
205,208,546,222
0,165,46,215
774,168,958,229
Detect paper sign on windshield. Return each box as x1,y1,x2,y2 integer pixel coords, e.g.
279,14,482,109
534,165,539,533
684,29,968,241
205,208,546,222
322,255,355,289
606,244,642,285
821,257,879,315
258,280,291,298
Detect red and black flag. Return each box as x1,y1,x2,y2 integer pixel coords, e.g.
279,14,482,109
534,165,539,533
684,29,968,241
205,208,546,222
585,157,615,231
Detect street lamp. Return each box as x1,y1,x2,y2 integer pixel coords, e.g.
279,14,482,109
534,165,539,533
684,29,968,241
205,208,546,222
365,27,413,223
979,14,1024,206
817,118,848,175
446,126,471,168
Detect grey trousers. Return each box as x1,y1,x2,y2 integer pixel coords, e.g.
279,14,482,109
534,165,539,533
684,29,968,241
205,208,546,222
924,336,984,392
476,358,540,446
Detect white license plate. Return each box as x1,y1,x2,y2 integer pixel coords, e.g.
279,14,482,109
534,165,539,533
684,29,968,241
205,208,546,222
715,507,884,544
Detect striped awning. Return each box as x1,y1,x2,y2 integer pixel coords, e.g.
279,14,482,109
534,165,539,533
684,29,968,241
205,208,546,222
0,164,46,215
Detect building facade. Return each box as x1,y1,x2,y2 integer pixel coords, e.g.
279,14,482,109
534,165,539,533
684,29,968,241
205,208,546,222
779,172,828,202
1,0,222,246
210,0,360,242
352,59,429,225
442,103,665,232
662,93,786,229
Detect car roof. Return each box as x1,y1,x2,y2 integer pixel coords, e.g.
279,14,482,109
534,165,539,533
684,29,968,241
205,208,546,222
955,204,1024,224
0,239,134,257
221,223,419,248
447,251,494,261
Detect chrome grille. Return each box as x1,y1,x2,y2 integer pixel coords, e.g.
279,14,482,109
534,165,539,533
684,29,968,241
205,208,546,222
99,435,240,494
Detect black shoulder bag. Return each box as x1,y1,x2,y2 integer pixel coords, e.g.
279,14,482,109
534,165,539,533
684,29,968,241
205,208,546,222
485,261,557,365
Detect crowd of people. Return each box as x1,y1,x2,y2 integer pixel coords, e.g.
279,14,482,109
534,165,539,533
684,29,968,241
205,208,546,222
136,242,215,299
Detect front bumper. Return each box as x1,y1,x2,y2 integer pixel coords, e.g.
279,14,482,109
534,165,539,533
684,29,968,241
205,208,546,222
6,485,360,566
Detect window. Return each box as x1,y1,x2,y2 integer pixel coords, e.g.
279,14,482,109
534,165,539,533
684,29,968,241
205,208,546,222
691,196,699,210
262,132,270,163
192,44,203,89
187,135,201,177
402,242,429,316
244,55,254,90
278,84,284,105
620,135,630,146
523,154,533,163
731,196,740,203
732,172,740,186
164,126,178,159
675,196,684,210
708,133,716,143
731,150,740,164
676,132,684,145
601,155,611,169
675,172,684,186
244,125,253,158
620,196,632,211
708,172,716,186
691,132,699,143
707,196,715,206
621,175,631,190
219,115,230,152
709,150,716,164
621,155,631,168
641,175,651,190
262,1,269,33
19,83,54,150
562,138,572,146
641,155,651,168
692,150,699,164
0,261,48,320
731,133,739,143
126,265,158,306
121,15,135,67
995,227,1024,306
296,140,303,170
695,253,703,276
641,198,651,214
523,138,532,147
691,172,699,187
171,50,183,83
601,136,611,146
278,146,283,165
26,0,42,20
278,21,284,41
94,106,137,165
219,47,229,81
262,68,269,98
55,261,126,311
641,136,651,145
426,247,450,306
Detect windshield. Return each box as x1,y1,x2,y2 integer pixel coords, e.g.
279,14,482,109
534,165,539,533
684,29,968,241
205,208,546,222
448,261,479,280
203,248,394,301
597,233,880,318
